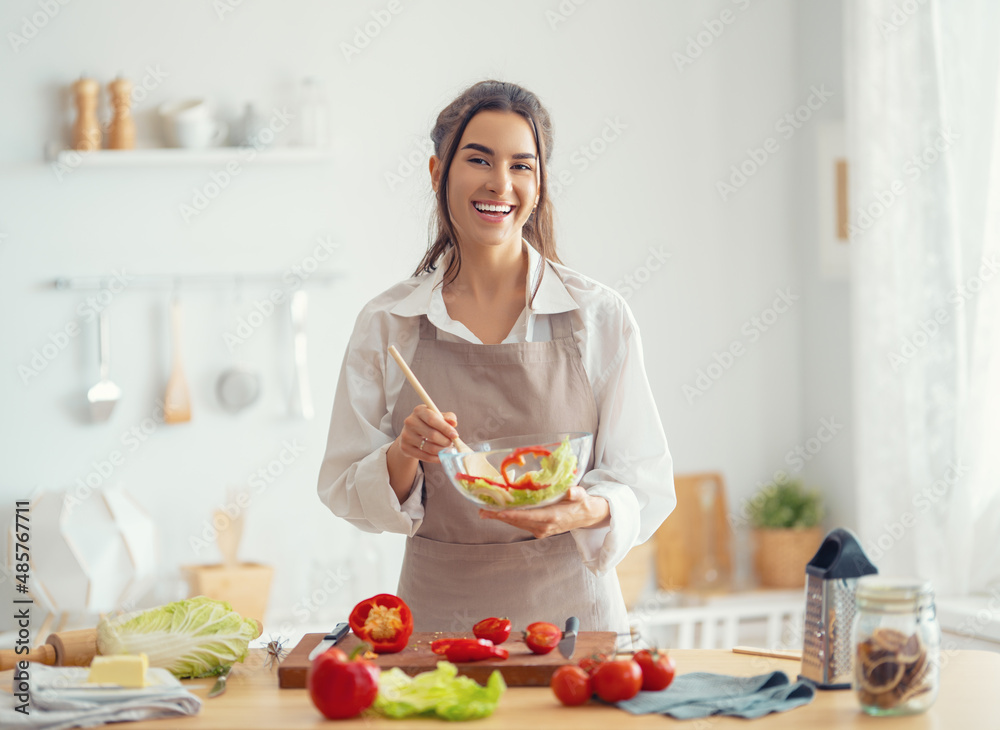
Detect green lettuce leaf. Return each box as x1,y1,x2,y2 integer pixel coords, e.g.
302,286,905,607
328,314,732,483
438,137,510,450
534,436,578,491
96,596,260,678
373,661,506,721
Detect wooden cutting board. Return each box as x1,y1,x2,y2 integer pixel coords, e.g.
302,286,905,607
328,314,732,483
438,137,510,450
278,631,617,688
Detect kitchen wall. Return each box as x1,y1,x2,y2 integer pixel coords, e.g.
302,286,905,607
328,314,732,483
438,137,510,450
0,0,850,634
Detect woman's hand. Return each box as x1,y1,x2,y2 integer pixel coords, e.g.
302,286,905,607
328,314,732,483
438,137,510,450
396,404,459,465
478,486,610,538
386,405,458,504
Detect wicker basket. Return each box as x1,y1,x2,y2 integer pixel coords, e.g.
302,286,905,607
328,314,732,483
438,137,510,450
752,527,823,588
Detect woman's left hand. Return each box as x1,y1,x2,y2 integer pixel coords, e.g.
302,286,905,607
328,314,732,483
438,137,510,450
479,486,610,538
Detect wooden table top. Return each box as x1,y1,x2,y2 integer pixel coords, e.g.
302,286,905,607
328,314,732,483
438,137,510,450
5,648,998,728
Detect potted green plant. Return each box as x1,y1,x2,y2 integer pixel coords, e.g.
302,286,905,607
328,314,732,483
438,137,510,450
747,479,824,588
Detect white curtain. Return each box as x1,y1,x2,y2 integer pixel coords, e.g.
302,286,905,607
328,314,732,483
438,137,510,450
847,0,1000,596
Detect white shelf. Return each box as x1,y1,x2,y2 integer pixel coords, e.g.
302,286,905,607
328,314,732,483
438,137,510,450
45,145,334,166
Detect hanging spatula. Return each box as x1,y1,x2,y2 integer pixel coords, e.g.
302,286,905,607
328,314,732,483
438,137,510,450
87,309,121,422
388,345,502,480
164,296,191,424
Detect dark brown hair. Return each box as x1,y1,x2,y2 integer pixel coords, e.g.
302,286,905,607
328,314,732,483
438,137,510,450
413,80,559,300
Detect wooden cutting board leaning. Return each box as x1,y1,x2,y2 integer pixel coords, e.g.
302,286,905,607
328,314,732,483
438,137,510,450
278,631,617,688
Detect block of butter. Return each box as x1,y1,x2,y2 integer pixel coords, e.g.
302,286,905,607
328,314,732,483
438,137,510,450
87,653,149,687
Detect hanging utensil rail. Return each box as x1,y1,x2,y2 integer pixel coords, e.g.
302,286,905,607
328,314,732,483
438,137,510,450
50,272,339,291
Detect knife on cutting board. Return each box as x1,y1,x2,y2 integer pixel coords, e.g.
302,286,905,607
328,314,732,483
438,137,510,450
308,623,350,661
558,616,579,659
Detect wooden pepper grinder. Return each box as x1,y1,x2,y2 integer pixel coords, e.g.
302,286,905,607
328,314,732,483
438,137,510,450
71,76,102,151
107,76,135,149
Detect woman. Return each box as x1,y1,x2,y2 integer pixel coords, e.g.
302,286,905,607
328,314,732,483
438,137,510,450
318,80,674,634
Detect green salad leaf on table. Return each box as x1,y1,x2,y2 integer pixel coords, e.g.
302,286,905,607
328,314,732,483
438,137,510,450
372,661,507,721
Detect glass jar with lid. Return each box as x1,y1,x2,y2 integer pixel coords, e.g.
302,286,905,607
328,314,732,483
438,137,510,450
852,576,940,716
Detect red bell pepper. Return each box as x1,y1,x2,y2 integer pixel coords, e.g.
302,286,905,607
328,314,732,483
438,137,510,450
500,447,552,486
348,594,413,654
456,473,509,489
430,638,509,662
307,643,379,720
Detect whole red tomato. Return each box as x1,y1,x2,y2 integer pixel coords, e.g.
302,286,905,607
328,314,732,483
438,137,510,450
551,665,591,706
634,649,676,691
473,617,512,644
591,658,643,702
577,653,607,676
307,645,379,720
524,622,562,655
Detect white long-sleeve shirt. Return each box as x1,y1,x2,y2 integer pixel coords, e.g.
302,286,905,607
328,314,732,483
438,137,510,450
317,242,675,575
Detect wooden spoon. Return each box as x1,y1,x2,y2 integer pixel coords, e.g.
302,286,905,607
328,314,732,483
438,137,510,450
164,296,191,424
388,345,502,480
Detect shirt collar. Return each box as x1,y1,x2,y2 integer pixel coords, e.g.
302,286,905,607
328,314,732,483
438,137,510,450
390,240,579,318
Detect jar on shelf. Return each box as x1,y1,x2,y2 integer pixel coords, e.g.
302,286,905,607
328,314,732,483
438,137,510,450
852,576,940,716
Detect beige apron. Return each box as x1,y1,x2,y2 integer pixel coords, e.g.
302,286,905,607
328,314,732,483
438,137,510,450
391,308,630,634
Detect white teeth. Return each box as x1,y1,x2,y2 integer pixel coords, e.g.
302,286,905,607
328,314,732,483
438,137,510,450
474,202,512,213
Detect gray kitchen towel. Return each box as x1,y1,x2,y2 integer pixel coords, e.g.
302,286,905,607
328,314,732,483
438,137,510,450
617,670,815,720
0,664,202,730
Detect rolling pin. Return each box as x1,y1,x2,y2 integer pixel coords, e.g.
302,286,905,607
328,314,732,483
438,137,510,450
0,628,97,670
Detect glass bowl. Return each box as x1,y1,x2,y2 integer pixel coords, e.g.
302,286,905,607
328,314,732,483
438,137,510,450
438,431,593,511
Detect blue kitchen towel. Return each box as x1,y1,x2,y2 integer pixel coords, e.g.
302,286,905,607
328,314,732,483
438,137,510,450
617,670,815,720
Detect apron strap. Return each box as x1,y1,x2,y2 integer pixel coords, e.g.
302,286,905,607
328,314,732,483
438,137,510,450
550,310,575,341
418,315,437,340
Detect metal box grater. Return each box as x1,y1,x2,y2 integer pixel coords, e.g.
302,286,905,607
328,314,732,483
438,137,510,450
798,528,878,689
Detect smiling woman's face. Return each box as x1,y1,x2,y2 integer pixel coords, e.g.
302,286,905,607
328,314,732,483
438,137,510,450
437,110,540,252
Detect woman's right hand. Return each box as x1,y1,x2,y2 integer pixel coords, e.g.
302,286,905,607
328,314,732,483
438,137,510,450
396,404,459,465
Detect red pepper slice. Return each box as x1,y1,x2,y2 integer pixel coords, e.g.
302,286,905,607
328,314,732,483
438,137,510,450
348,594,413,654
430,638,509,662
456,473,510,489
500,446,552,486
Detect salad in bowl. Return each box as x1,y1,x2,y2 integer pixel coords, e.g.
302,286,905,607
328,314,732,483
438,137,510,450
438,432,593,510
